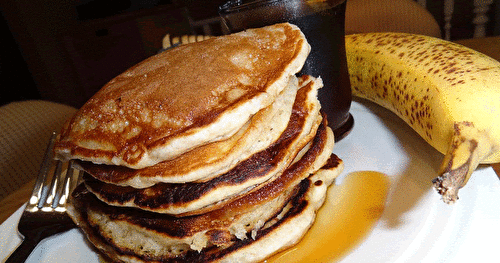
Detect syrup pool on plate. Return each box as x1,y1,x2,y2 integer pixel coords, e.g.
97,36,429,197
266,171,390,263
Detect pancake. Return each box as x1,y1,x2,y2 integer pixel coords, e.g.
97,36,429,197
82,77,324,216
54,23,310,169
194,160,342,263
67,142,342,263
74,76,299,187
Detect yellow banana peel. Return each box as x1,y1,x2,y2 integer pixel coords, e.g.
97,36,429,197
345,32,500,203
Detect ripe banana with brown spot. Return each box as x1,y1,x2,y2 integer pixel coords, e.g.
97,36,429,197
345,32,500,204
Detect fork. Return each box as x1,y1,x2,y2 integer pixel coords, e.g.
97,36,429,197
5,133,82,263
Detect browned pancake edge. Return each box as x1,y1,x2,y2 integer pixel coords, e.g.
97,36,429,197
81,78,323,216
67,152,343,263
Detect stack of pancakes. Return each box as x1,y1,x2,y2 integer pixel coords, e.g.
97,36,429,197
56,23,344,263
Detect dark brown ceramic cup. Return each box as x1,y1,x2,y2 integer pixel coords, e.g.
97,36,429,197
219,0,353,141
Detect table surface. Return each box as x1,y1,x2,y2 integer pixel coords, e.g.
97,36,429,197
1,36,499,225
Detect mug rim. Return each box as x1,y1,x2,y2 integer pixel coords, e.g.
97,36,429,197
219,0,287,14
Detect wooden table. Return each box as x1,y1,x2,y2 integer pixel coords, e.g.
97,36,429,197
454,36,500,61
1,36,499,225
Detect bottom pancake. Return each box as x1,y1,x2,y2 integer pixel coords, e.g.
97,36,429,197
67,155,343,263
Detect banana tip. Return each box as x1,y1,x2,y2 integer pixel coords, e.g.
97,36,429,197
432,177,459,204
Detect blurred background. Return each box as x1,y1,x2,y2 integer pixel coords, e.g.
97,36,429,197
1,0,499,108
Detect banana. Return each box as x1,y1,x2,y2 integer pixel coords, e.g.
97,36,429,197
345,32,500,203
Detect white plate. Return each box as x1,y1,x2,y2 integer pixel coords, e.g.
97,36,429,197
1,101,499,263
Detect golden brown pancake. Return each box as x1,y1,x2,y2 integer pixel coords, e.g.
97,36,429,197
67,132,341,263
54,23,310,169
82,78,324,216
74,76,299,187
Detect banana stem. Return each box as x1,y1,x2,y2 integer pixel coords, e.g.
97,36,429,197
433,122,494,204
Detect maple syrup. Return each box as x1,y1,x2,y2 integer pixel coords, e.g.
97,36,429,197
266,171,390,263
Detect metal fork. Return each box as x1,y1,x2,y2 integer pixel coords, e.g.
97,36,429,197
6,133,82,263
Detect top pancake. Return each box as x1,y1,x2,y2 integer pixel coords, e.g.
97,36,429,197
54,23,310,169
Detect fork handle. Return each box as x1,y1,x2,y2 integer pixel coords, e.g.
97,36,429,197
6,222,77,262
5,236,41,263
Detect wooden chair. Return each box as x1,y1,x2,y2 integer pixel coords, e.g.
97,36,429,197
416,0,497,40
0,101,77,200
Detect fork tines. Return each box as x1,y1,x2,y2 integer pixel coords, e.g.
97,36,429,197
26,133,80,213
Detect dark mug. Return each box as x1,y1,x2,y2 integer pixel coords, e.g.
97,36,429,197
219,0,353,141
